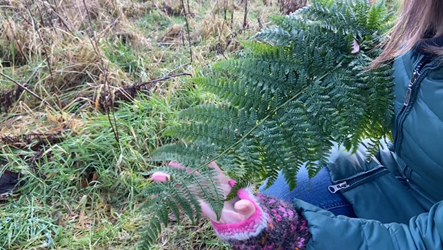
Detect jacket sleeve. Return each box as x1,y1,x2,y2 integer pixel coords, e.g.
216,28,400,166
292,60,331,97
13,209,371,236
295,199,443,250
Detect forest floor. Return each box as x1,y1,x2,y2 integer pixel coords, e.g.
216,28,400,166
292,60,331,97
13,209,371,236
0,0,298,249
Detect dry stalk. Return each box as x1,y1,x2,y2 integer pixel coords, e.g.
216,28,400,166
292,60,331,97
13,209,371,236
24,3,54,78
243,0,248,29
0,85,24,113
1,9,28,65
181,0,194,63
258,17,264,29
136,73,192,88
231,2,234,28
97,72,192,109
82,0,95,37
279,0,307,14
81,0,120,147
0,72,52,107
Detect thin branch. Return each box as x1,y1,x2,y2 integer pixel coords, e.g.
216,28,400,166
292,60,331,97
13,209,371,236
136,73,192,88
186,0,191,14
181,0,193,63
258,17,264,29
223,0,227,20
25,3,54,78
165,63,190,76
0,72,52,107
46,2,73,33
105,105,120,148
243,0,248,29
230,2,234,28
81,0,120,148
82,0,95,38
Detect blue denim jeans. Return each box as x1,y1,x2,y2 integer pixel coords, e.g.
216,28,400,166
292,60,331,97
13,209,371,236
259,166,356,217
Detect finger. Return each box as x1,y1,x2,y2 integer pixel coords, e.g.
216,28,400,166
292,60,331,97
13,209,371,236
169,161,228,183
234,199,256,219
207,162,233,199
207,161,229,182
200,200,246,224
168,161,186,169
169,161,227,181
169,161,199,174
351,39,360,54
207,161,223,174
149,172,171,199
151,172,170,182
200,200,218,221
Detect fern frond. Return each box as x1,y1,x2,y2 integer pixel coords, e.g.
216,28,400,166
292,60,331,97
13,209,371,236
138,178,202,250
139,0,396,247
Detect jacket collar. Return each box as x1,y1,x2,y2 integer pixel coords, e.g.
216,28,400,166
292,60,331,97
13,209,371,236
412,36,443,59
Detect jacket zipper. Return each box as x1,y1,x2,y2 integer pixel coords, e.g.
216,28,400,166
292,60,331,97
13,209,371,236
393,59,428,151
403,64,423,106
328,167,389,193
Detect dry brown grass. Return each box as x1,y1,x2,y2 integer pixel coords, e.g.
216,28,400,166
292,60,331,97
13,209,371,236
0,0,155,113
0,1,288,249
0,0,285,114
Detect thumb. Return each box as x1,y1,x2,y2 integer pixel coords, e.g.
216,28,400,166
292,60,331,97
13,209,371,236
151,172,170,182
234,199,256,219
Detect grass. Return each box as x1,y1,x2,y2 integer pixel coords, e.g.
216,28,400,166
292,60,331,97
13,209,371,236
0,0,281,249
0,0,401,248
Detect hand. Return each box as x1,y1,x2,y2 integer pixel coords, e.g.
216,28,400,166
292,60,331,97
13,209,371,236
151,161,256,224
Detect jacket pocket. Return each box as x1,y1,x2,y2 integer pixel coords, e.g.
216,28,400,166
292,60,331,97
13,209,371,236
327,157,426,224
328,166,389,194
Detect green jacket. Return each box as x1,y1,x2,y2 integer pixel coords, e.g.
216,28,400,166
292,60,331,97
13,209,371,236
296,49,443,249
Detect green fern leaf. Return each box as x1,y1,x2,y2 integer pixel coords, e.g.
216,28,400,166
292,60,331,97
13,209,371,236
139,0,396,247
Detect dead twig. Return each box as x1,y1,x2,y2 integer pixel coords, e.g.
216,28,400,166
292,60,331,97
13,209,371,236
181,0,193,63
0,86,24,113
258,17,264,29
0,132,64,151
24,3,54,78
45,2,73,33
230,2,234,28
243,0,248,29
166,63,190,76
82,0,95,38
81,0,120,148
136,73,192,88
97,73,192,109
0,72,52,107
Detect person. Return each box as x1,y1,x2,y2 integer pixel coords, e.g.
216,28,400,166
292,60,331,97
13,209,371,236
152,0,443,249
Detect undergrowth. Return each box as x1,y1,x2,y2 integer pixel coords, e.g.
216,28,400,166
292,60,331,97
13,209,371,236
0,92,206,249
0,0,282,249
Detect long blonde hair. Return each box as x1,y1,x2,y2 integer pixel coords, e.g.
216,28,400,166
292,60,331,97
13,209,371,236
371,0,443,68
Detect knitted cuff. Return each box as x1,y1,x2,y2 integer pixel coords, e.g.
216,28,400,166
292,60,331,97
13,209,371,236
211,188,270,241
211,189,311,250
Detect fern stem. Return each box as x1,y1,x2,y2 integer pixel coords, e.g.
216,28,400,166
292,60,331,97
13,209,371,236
189,88,306,179
197,71,332,170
